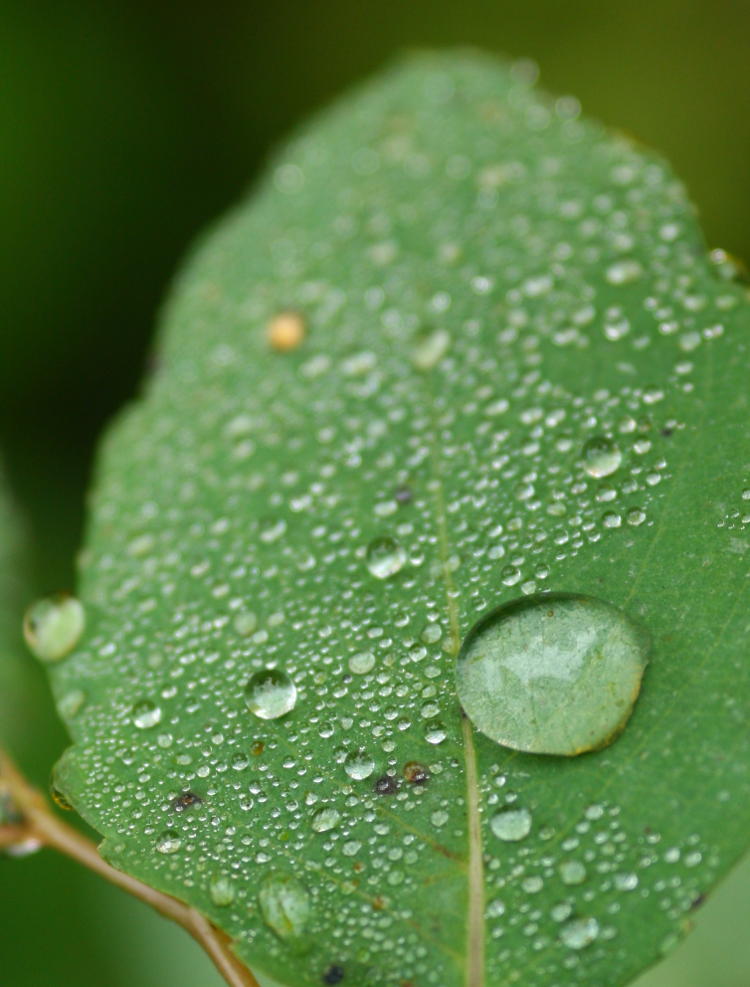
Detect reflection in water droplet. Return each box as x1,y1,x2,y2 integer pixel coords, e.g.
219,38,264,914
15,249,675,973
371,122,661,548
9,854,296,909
365,537,407,579
258,872,312,945
456,593,649,756
311,807,340,832
343,749,375,780
132,700,162,730
155,829,181,854
209,876,236,906
582,437,622,478
560,916,600,950
23,594,85,662
244,669,297,720
490,807,532,842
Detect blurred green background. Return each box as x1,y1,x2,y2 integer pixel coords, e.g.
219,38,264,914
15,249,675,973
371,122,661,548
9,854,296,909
1,1,748,984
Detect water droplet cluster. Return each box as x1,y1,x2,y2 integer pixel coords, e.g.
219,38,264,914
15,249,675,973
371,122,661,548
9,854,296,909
46,53,746,986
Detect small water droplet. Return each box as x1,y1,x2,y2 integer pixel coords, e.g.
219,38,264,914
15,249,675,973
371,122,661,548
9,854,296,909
411,327,451,370
244,669,297,720
155,829,182,854
57,689,86,719
234,611,258,636
606,259,643,285
258,872,312,945
23,594,85,662
582,437,622,478
132,700,162,730
490,807,532,842
560,916,600,950
456,593,649,756
209,876,236,906
559,860,587,885
365,537,407,579
423,721,447,745
348,650,375,675
311,807,340,832
343,749,375,780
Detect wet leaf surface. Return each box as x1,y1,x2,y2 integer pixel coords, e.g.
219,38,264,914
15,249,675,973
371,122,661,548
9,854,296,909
45,52,750,986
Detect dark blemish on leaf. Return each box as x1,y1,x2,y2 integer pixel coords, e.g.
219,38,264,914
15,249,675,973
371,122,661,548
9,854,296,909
394,484,413,505
322,965,345,984
373,774,398,795
689,893,707,912
403,761,429,785
372,896,385,910
660,427,674,438
170,791,203,812
251,741,265,756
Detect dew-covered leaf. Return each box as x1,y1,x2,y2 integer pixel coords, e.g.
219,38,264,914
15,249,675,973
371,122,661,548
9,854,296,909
46,52,750,987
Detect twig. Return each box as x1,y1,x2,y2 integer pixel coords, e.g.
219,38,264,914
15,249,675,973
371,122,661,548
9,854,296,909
0,747,259,987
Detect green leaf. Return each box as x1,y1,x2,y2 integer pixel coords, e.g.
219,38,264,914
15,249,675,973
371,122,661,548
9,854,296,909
47,51,750,986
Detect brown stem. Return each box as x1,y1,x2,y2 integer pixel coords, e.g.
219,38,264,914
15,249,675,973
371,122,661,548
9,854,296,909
0,748,259,987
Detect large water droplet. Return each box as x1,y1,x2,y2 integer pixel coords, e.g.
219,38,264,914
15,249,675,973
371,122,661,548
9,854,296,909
244,669,297,720
581,437,622,478
456,593,649,756
490,807,532,841
23,594,85,662
258,872,312,946
365,537,406,579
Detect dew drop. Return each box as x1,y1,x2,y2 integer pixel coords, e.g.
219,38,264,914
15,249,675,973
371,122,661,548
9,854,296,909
423,721,447,745
209,876,236,907
365,537,407,579
244,669,297,720
582,437,622,478
605,258,643,285
348,650,376,675
311,807,340,832
560,916,600,950
490,807,532,842
411,327,450,370
343,749,375,780
57,689,86,719
23,594,85,662
258,872,312,944
559,860,587,885
155,829,181,854
132,700,162,730
456,593,649,756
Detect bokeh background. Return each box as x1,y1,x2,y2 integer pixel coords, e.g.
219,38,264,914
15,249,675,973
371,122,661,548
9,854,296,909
1,1,748,984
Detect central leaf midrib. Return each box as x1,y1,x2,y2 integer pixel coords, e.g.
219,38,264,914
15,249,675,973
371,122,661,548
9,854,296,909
427,408,486,987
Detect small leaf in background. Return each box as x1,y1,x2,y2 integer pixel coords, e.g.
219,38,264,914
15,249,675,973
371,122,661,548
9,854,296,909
44,52,749,987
